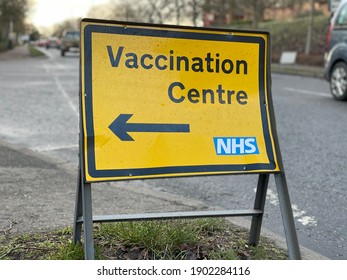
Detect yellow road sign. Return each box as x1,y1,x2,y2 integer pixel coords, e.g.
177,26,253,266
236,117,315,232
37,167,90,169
80,19,280,182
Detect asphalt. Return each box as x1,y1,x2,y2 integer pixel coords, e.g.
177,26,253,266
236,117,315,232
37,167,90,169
0,45,327,260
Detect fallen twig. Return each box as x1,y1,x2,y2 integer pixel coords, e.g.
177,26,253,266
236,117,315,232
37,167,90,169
1,221,17,235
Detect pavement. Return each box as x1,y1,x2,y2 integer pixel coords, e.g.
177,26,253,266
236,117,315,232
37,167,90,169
272,63,324,79
0,45,328,260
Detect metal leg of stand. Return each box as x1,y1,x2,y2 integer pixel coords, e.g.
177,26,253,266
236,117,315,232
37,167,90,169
275,172,301,260
82,182,95,260
249,173,270,245
73,169,83,244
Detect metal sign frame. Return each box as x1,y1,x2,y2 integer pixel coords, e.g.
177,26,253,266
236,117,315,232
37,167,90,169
73,18,301,260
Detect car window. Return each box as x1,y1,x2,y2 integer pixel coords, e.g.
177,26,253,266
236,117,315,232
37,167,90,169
335,3,347,26
66,32,80,40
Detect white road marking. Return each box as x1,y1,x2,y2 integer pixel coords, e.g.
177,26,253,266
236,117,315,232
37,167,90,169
54,76,79,116
43,63,67,72
1,81,52,88
254,188,318,227
292,204,318,226
34,144,78,152
284,87,330,98
43,59,79,116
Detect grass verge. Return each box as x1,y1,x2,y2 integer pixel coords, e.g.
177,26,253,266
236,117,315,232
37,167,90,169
0,218,288,260
28,44,45,57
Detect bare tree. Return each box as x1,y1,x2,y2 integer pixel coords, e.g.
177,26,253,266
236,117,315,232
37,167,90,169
169,0,204,26
202,0,229,26
145,0,172,24
187,0,204,26
87,0,202,26
242,0,266,28
172,0,186,25
51,19,80,38
112,1,141,22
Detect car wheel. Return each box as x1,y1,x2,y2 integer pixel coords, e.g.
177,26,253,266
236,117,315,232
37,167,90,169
61,49,65,56
330,62,347,100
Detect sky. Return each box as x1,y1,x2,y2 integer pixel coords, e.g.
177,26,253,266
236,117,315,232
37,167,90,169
29,0,111,29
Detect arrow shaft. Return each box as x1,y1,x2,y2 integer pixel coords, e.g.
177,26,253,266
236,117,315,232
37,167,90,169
109,114,190,141
127,123,190,133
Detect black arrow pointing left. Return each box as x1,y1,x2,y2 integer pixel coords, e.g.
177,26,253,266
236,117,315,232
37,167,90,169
109,114,190,141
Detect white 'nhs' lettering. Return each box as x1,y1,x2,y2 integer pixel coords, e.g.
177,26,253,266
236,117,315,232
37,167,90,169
214,137,259,155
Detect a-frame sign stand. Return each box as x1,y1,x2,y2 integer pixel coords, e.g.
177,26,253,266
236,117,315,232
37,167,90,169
73,19,301,260
73,168,301,260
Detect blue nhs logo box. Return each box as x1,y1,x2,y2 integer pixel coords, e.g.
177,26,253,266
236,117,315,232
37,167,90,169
213,137,259,155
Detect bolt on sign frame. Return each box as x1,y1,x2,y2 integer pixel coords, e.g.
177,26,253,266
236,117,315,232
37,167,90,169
73,18,301,260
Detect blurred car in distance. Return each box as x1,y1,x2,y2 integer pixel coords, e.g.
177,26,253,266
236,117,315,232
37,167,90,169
60,30,80,56
35,38,47,47
46,37,60,49
324,0,347,100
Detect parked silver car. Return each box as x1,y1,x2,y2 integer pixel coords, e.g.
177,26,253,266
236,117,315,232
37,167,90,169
324,0,347,100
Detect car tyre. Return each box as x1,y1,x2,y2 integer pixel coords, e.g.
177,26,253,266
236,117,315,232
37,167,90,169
61,49,65,56
330,62,347,100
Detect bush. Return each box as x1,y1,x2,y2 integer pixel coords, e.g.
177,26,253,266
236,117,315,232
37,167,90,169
230,15,330,66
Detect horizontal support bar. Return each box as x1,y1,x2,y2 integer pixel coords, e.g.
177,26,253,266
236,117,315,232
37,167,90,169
76,209,263,223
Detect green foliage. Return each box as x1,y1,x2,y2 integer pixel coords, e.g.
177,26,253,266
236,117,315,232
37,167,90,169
0,227,71,260
49,241,85,260
29,31,40,42
259,15,330,54
0,40,8,51
208,249,239,260
0,0,28,34
230,15,330,55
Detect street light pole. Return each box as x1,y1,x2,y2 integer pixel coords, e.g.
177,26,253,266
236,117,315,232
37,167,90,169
8,15,13,49
305,0,315,55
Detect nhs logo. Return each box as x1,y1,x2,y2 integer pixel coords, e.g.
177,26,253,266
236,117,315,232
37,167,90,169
213,137,259,155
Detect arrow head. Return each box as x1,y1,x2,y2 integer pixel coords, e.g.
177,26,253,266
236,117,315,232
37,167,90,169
108,114,134,141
